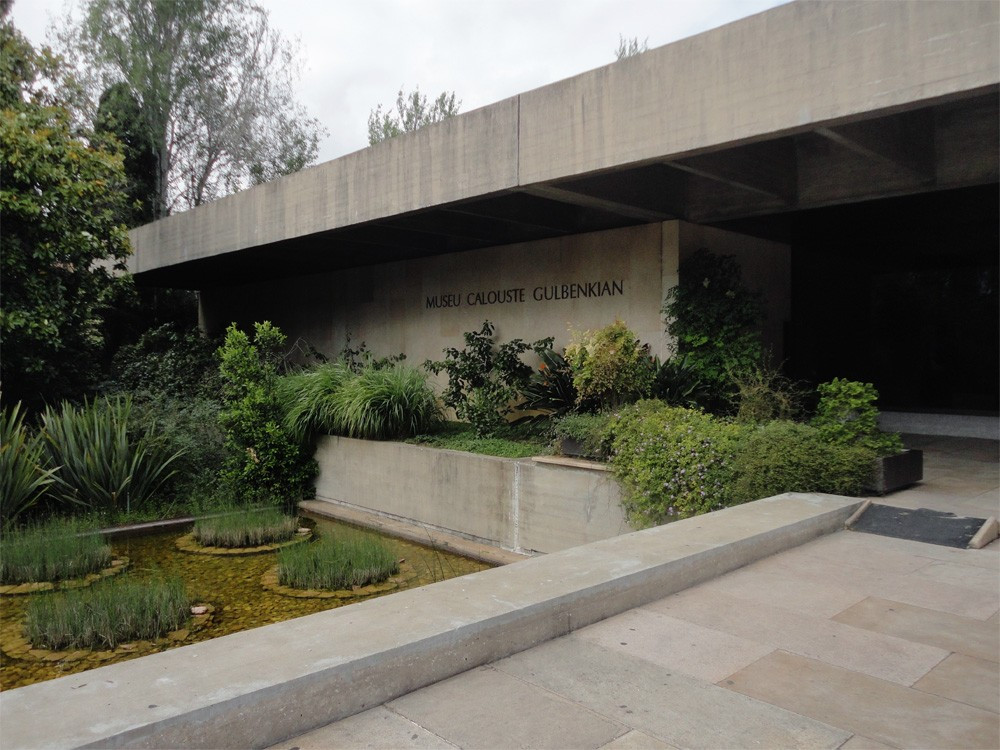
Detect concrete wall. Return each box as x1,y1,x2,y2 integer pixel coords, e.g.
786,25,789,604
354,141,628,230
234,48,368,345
200,220,789,367
313,436,632,554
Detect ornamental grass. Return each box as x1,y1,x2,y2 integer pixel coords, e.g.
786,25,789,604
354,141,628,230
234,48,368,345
192,506,298,548
24,576,189,650
277,533,398,590
0,519,112,585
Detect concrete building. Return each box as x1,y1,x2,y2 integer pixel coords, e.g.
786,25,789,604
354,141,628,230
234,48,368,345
128,0,999,432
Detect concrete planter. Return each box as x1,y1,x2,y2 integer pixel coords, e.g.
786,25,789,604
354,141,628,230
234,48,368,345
867,449,923,495
557,436,598,460
313,436,632,554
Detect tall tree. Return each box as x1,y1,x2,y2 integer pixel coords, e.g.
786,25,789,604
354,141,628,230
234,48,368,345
59,0,325,217
367,86,460,146
94,82,157,227
0,11,131,409
614,35,648,60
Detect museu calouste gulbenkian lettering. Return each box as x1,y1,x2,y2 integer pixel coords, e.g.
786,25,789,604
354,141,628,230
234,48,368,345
127,0,999,431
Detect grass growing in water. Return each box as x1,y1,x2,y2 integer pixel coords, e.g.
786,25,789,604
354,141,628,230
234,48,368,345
278,534,399,590
24,576,189,650
1,520,112,584
193,506,298,548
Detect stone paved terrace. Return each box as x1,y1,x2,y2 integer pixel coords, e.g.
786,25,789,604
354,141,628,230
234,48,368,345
274,437,999,750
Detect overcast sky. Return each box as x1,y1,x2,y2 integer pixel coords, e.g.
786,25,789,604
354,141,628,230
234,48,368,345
11,0,786,164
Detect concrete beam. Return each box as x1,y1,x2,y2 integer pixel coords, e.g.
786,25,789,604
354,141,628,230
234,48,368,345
817,110,936,183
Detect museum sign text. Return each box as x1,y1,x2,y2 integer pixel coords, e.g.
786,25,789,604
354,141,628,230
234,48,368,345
425,279,624,309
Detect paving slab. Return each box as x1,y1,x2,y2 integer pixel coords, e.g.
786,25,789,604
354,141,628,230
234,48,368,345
495,637,850,749
597,729,679,749
266,706,456,750
724,650,1000,749
832,597,1000,663
837,734,898,750
573,608,774,684
806,529,1000,571
646,588,949,685
912,652,1000,713
387,666,626,750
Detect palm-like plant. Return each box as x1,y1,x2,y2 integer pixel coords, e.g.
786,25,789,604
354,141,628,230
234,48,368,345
41,397,184,514
0,402,57,528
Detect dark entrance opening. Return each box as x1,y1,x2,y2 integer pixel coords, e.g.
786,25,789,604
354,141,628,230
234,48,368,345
715,184,999,414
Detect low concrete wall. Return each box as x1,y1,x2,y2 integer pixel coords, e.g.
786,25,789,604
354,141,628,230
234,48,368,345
0,493,862,750
313,436,631,554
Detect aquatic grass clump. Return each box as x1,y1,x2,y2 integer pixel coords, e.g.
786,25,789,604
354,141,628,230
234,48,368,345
278,534,399,590
193,507,298,548
24,576,189,650
0,520,112,585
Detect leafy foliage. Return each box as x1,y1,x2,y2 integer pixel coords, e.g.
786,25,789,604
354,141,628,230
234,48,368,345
25,575,189,650
651,354,712,409
0,519,112,585
41,397,183,514
109,324,222,399
519,348,580,417
425,321,552,437
367,86,460,145
663,250,765,411
553,413,614,459
0,402,58,529
217,322,315,503
0,18,131,409
94,82,157,226
730,421,875,502
61,0,325,214
337,332,406,373
606,401,747,526
811,378,904,457
565,321,654,410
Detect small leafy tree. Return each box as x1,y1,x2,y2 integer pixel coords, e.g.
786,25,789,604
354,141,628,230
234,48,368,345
217,322,315,503
425,321,552,437
662,249,765,410
811,378,904,457
367,86,460,145
565,320,654,410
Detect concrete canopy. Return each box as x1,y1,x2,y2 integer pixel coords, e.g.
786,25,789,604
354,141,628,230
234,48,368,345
128,0,999,289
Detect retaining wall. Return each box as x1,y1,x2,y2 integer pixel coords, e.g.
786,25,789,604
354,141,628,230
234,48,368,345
313,436,632,554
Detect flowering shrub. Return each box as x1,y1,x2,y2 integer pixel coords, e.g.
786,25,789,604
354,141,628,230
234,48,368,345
565,320,653,410
606,400,746,526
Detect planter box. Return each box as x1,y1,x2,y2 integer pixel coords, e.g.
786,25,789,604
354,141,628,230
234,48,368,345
558,436,593,459
867,449,923,495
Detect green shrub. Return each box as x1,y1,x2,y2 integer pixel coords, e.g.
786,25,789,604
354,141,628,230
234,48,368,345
553,412,614,458
662,249,765,410
565,320,654,410
0,402,57,528
278,533,399,590
109,323,221,399
42,397,183,514
193,506,298,548
731,421,875,502
218,322,315,503
1,519,112,584
652,354,712,409
24,575,189,650
811,378,903,456
278,361,354,443
127,394,226,504
425,320,552,437
607,400,746,526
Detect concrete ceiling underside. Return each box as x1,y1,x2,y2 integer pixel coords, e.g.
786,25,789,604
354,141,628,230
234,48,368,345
135,90,998,289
